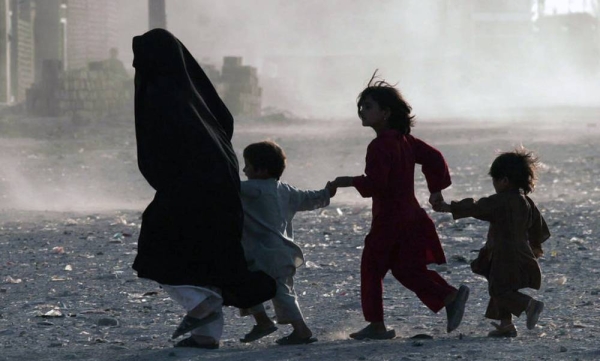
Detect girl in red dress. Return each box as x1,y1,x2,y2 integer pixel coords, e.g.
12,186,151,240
330,74,469,339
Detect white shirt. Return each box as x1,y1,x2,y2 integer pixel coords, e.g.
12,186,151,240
240,178,330,278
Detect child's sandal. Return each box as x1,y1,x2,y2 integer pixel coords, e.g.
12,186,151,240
487,322,517,338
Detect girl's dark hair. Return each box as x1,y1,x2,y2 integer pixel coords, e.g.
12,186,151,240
243,140,287,180
489,148,539,194
357,70,415,135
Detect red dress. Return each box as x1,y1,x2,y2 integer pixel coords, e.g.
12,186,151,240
352,129,456,322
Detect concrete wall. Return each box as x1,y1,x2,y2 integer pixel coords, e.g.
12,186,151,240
27,57,132,117
221,57,262,117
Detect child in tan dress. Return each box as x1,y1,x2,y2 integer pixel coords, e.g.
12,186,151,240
434,148,550,337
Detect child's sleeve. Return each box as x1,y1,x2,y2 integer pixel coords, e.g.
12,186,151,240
352,142,391,198
450,196,496,222
289,185,331,212
414,138,452,193
526,197,551,251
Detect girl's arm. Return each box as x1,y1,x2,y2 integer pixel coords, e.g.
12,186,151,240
341,142,390,198
414,138,452,193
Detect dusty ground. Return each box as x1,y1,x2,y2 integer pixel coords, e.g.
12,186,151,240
0,108,599,360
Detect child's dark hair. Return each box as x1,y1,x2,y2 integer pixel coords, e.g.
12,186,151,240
489,148,539,194
243,141,287,180
357,70,415,135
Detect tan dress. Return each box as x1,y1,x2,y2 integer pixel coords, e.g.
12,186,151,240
450,190,550,320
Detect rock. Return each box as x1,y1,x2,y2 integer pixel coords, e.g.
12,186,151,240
450,255,468,263
97,317,119,327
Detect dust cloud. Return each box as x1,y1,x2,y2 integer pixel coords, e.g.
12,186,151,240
115,0,600,119
2,0,599,212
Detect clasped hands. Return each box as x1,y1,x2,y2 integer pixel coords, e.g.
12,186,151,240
325,176,354,198
430,192,451,212
325,179,451,213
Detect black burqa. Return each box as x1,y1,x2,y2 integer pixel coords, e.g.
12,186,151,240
131,29,275,308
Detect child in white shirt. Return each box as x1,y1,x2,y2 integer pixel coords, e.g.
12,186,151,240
239,140,335,345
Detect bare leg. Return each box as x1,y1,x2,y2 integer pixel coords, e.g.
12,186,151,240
253,311,276,330
500,315,513,327
488,315,517,338
290,319,312,339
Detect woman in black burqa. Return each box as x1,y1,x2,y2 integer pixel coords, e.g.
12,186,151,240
131,28,275,349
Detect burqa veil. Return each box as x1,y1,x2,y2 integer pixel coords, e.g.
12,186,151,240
131,29,275,308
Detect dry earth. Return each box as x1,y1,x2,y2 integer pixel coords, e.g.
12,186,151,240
0,108,599,360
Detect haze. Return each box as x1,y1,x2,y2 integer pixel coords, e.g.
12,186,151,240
2,0,599,212
115,0,600,119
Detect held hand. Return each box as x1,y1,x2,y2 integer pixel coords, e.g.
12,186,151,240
325,181,337,197
429,192,444,207
432,201,451,213
332,176,354,188
531,247,543,259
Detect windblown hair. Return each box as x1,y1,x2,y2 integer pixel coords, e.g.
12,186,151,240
243,140,287,180
357,70,415,135
489,147,539,194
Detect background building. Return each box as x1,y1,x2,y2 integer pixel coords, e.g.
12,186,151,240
1,0,35,104
1,0,120,106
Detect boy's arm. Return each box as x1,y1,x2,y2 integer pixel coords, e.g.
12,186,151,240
449,196,496,222
526,197,550,256
289,185,331,212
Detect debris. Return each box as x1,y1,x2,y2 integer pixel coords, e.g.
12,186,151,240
51,247,65,254
304,261,321,269
3,276,22,284
97,317,119,327
41,309,64,318
553,276,567,285
450,255,468,263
